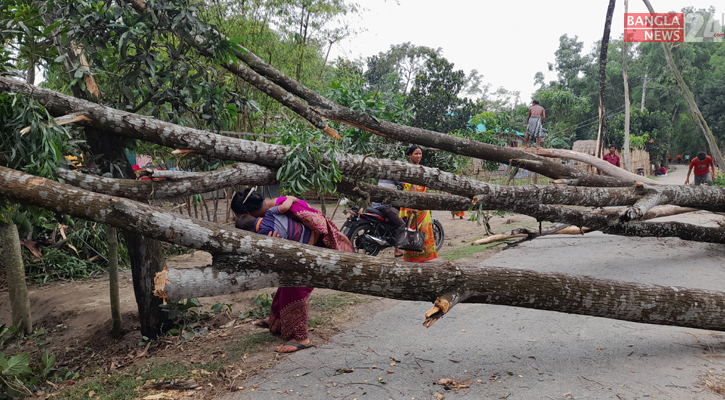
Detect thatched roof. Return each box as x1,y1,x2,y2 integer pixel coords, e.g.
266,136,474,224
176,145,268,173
572,140,598,156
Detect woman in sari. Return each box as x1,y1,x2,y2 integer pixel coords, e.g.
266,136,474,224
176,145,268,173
231,188,353,353
398,145,438,263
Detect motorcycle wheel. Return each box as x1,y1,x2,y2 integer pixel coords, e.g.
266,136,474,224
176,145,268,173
348,222,383,256
432,218,445,251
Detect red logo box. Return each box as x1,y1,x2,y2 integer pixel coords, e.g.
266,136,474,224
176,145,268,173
625,13,684,42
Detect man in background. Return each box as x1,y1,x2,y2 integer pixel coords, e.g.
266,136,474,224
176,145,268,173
603,145,620,167
524,100,545,149
685,151,715,186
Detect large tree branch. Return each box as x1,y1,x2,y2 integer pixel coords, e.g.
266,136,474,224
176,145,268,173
58,161,725,217
522,147,658,185
57,163,278,200
51,166,725,244
4,165,725,331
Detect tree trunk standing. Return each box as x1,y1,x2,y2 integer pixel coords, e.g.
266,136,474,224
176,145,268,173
622,0,632,172
640,72,648,112
125,233,169,338
26,62,35,85
106,225,122,338
641,0,725,171
1,221,32,334
37,13,172,338
595,0,617,159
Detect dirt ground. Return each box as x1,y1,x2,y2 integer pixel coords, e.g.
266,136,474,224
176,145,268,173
0,207,538,399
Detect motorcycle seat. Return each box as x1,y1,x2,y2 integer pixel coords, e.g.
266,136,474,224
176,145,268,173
364,207,384,216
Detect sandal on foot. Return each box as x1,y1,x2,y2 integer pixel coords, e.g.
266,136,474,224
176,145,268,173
276,342,316,353
252,319,270,328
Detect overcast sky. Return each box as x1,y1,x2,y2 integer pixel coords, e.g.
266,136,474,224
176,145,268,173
329,0,723,101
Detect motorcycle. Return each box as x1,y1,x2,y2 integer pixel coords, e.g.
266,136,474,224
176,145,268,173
341,206,445,256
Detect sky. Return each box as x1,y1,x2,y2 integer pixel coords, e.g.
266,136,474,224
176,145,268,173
328,0,724,102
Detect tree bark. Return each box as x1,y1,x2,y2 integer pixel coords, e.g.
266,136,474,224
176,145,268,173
125,232,169,338
595,0,617,159
522,148,654,184
641,0,725,171
106,225,122,338
58,164,278,200
181,252,725,331
1,221,32,334
58,166,725,217
4,166,725,331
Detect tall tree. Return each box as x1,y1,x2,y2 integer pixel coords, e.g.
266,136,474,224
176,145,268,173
622,0,632,171
1,219,31,335
107,226,122,338
595,0,617,158
641,0,725,171
406,54,479,134
365,43,439,94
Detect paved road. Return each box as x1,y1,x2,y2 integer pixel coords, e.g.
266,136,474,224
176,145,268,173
225,166,725,400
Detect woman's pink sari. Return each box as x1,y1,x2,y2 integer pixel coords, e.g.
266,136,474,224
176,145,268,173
276,197,354,252
266,197,353,341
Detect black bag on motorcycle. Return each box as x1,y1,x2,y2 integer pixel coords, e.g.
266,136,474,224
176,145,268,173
395,214,426,252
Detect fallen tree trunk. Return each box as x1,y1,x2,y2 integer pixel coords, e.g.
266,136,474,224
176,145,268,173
57,157,725,216
469,205,701,246
3,166,725,331
56,167,725,244
57,164,278,200
470,224,584,246
521,147,658,185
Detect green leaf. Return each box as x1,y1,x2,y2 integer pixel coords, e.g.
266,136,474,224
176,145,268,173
182,332,195,340
4,353,32,376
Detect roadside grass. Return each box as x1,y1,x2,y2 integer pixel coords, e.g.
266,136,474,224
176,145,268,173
228,331,279,358
59,361,222,400
442,241,505,262
308,293,374,328
309,293,371,312
442,220,555,262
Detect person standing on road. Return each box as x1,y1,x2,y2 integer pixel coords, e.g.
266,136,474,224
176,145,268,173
399,145,438,263
685,151,715,186
524,100,545,149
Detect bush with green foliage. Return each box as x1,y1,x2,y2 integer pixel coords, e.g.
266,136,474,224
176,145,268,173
160,299,232,340
0,346,77,399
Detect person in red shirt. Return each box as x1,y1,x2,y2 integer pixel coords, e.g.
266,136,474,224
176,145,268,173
685,151,715,186
602,145,620,167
